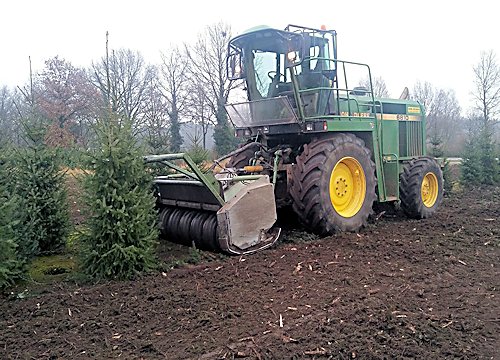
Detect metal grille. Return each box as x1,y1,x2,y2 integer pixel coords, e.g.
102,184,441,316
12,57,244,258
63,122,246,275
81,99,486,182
399,121,423,157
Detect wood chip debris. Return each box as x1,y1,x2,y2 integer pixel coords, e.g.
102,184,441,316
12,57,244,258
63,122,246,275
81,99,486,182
368,288,380,295
282,335,298,343
304,348,327,355
293,263,303,274
238,336,254,342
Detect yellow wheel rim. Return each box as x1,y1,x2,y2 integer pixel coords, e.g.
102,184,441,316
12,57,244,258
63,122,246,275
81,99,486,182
421,172,438,207
329,157,366,218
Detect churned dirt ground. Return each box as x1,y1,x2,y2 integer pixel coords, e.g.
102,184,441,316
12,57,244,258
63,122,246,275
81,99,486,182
1,186,499,359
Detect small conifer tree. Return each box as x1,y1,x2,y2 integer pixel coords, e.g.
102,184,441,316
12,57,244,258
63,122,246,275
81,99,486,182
477,128,499,184
80,114,157,279
461,117,499,185
0,157,21,288
461,137,482,185
14,146,69,256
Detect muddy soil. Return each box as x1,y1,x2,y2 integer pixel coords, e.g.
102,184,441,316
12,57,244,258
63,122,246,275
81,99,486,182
1,186,499,359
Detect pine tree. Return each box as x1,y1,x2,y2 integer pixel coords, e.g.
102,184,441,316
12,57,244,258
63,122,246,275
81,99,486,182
442,160,453,194
461,115,499,185
213,117,238,156
477,127,499,184
80,114,157,279
186,131,210,166
461,129,482,185
14,146,69,256
169,111,183,152
0,155,21,288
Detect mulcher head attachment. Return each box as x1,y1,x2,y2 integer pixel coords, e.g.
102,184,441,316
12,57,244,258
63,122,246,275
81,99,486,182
145,153,280,255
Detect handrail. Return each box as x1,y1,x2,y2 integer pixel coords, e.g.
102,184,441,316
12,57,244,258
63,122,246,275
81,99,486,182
289,57,376,119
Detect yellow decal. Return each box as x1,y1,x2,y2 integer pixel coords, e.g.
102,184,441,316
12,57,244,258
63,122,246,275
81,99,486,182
407,106,421,114
375,114,422,121
340,111,371,117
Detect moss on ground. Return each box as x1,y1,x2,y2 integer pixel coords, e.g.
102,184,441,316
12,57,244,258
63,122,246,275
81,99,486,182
28,254,76,283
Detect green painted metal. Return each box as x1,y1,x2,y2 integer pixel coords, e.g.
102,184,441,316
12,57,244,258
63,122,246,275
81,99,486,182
225,24,429,204
325,119,375,132
159,160,197,179
144,153,225,205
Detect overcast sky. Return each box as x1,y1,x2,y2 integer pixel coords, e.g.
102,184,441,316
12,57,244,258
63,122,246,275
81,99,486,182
1,0,499,113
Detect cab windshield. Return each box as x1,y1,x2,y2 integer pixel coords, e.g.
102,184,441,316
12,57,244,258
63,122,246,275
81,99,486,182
237,31,332,100
232,29,302,101
252,50,284,98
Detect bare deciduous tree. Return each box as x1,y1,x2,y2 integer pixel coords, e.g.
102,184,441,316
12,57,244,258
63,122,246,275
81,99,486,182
142,71,170,153
0,86,21,145
37,57,95,127
412,81,463,156
411,81,435,117
91,48,155,132
359,76,390,98
472,50,500,128
36,57,99,147
428,89,462,156
185,83,215,149
186,22,239,154
465,50,500,184
160,46,190,152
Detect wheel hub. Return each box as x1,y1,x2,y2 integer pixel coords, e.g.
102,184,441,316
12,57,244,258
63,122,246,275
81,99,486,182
421,172,438,207
336,177,348,196
329,157,366,218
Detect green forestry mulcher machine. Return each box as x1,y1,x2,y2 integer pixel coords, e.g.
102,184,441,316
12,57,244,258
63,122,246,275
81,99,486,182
145,24,443,255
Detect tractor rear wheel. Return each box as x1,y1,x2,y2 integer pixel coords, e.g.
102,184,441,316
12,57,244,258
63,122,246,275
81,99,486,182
400,157,443,218
290,134,377,234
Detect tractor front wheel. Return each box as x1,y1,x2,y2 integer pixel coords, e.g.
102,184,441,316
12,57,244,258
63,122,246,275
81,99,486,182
226,142,261,169
290,134,377,234
399,157,443,218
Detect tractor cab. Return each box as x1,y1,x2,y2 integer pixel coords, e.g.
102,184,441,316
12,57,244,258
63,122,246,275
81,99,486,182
227,25,339,129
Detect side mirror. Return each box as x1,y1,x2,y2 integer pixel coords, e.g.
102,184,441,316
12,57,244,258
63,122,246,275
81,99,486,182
227,52,245,80
285,51,301,68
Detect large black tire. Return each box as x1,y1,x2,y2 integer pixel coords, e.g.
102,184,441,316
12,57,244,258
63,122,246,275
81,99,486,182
226,142,261,169
290,134,377,234
400,157,443,219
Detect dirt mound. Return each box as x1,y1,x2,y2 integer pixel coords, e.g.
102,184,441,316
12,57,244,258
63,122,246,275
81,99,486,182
1,187,499,359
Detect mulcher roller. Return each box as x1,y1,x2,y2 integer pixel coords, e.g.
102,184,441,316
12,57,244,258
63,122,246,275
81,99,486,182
145,153,280,255
159,207,218,250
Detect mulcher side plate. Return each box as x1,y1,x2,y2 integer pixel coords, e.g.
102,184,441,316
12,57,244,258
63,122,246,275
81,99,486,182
217,176,281,254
